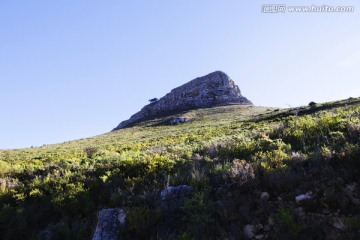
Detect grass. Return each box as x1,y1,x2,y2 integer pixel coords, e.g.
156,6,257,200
0,98,360,239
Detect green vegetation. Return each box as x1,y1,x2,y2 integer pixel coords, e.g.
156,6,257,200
0,98,360,239
276,205,304,236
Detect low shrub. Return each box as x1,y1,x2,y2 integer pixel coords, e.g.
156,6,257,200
181,191,217,238
276,205,304,236
84,146,98,158
229,159,255,185
126,206,162,239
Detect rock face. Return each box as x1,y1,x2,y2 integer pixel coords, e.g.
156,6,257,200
114,71,252,130
92,208,126,240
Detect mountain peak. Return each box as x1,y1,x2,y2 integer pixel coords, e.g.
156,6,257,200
114,71,252,130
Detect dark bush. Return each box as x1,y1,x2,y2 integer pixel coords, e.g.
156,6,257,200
181,191,217,238
309,101,317,107
126,206,162,239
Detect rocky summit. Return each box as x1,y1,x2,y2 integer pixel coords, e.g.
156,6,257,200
114,71,252,130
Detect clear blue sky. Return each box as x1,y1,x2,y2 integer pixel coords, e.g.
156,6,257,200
1,0,359,149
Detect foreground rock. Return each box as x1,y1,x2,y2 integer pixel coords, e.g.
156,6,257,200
244,224,255,239
114,71,252,129
92,208,126,240
295,194,312,205
330,217,346,230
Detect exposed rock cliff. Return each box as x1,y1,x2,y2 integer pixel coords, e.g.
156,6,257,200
114,71,252,130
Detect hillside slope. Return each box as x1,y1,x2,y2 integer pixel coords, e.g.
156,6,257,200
0,98,360,239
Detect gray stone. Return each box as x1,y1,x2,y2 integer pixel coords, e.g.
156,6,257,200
295,194,312,205
260,192,269,201
170,117,189,125
114,71,252,130
92,208,126,240
330,217,346,230
244,224,255,239
345,182,357,192
345,183,360,205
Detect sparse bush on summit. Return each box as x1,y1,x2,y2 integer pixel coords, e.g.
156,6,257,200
309,101,317,107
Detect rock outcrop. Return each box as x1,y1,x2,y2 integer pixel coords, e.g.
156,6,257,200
170,117,189,125
114,71,252,130
92,208,126,240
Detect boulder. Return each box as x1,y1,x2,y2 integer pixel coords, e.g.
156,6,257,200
170,118,189,125
345,183,360,205
295,194,312,205
243,224,255,239
330,217,346,230
92,208,126,240
260,192,270,201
